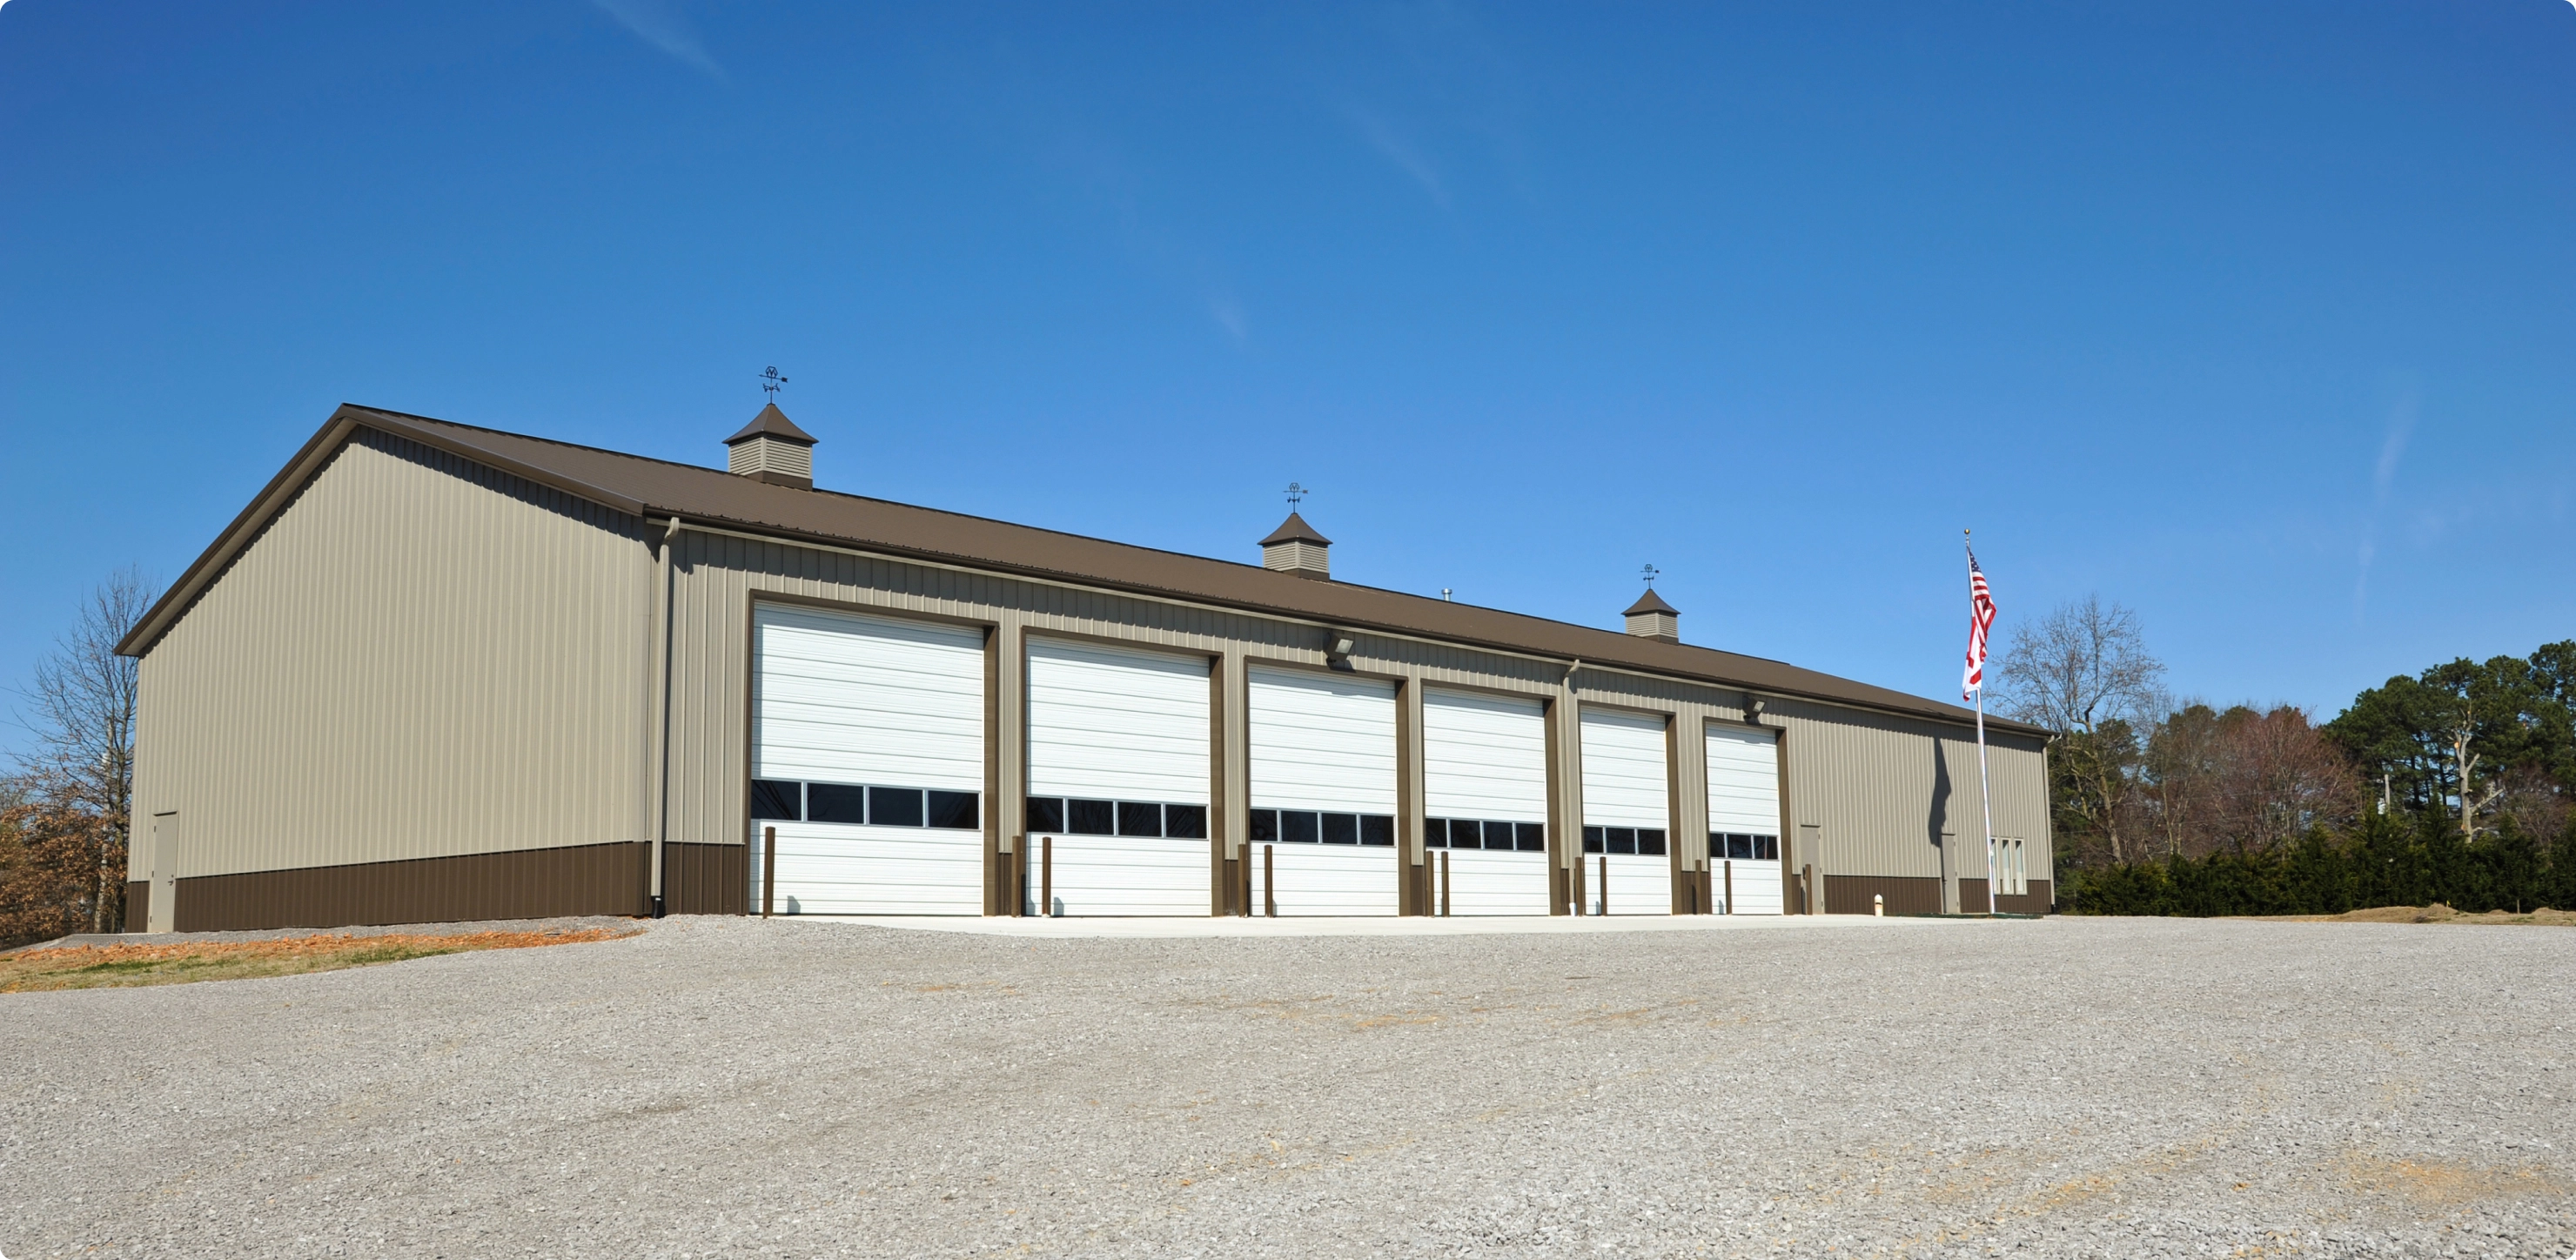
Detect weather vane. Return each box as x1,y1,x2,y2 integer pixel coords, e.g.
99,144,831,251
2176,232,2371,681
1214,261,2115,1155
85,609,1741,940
1285,482,1308,511
758,365,788,399
1640,563,1660,588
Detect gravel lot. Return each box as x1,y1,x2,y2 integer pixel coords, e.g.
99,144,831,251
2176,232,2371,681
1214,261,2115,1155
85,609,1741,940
3,915,2570,1258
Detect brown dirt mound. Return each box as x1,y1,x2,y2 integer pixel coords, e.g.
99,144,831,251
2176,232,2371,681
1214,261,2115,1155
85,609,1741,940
2257,903,2576,926
0,927,638,993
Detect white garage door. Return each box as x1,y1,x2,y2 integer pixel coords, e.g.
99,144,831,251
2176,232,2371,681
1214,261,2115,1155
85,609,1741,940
1024,638,1213,916
1247,665,1398,916
748,605,987,915
1706,726,1784,915
1422,688,1550,916
1580,707,1670,915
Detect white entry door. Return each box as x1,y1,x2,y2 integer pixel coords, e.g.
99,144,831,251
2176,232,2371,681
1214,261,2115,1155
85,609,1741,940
1706,725,1784,915
1422,688,1551,915
1580,708,1671,915
1247,665,1399,915
1023,638,1213,916
748,606,987,915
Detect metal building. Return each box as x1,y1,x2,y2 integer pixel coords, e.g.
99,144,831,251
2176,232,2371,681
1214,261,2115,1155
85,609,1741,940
118,404,2053,931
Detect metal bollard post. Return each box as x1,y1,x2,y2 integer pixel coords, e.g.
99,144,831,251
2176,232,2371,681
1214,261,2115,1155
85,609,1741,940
762,826,776,918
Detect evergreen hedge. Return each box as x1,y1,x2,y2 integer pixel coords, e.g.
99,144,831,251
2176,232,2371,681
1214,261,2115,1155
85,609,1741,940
2059,813,2576,917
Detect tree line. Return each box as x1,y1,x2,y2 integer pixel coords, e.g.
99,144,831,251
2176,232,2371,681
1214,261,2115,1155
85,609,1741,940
2,572,152,948
1990,596,2574,915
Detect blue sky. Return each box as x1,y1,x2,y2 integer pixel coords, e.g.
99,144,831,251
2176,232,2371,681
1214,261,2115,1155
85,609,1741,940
3,1,2572,757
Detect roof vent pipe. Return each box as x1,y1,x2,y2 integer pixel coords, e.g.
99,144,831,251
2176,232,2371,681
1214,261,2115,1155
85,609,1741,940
1259,512,1332,580
1623,586,1680,644
723,403,818,490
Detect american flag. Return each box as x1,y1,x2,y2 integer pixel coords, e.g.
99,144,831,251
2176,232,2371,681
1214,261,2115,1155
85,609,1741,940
1962,546,1998,701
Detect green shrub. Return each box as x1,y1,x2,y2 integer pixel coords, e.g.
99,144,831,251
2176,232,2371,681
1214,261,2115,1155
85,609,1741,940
2061,814,2574,916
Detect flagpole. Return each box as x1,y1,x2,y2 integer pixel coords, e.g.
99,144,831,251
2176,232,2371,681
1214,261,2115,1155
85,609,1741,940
1976,682,1997,915
1968,533,1997,915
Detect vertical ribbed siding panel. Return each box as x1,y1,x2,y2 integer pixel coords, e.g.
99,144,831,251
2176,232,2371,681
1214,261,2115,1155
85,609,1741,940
1762,700,2047,882
128,432,652,880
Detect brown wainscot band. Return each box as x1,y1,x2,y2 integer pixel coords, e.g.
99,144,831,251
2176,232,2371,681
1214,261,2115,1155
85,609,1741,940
170,841,651,932
661,841,749,916
1822,874,1942,916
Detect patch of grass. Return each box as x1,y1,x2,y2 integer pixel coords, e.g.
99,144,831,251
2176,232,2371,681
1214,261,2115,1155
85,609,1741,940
0,927,637,993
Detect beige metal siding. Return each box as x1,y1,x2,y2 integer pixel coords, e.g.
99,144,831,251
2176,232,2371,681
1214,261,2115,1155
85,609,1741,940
128,430,654,879
1765,698,2050,884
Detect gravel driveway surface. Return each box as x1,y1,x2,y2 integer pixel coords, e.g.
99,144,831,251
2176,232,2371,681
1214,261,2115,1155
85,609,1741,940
3,915,2569,1258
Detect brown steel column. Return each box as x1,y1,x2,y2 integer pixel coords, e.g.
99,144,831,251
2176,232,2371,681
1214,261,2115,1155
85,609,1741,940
1043,835,1054,917
1264,844,1276,917
1723,859,1734,915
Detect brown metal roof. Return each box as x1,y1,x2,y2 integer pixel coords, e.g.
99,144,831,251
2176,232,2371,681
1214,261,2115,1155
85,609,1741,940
119,404,2049,738
1622,587,1679,617
1258,512,1332,547
722,402,816,446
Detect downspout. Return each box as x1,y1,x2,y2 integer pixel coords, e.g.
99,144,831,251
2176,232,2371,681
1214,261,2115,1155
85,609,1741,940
648,515,681,917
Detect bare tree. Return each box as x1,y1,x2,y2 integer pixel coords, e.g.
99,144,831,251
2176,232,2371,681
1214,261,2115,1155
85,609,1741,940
2204,706,2362,851
11,568,156,933
1991,595,2166,863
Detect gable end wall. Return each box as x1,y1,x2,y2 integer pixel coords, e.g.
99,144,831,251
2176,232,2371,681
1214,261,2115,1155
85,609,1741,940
130,429,655,881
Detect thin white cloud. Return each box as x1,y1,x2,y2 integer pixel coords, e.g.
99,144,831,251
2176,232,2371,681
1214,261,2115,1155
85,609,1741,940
2353,390,2418,622
1340,104,1448,206
590,0,725,78
1208,293,1249,345
2372,404,2412,500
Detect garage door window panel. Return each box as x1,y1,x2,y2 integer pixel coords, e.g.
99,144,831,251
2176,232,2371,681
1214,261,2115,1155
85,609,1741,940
806,782,866,824
926,790,979,831
752,780,803,821
1068,798,1116,835
869,787,925,828
1027,797,1065,833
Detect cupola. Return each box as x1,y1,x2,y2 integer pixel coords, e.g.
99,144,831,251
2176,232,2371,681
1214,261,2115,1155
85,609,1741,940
723,403,818,490
1259,512,1332,580
1623,586,1680,643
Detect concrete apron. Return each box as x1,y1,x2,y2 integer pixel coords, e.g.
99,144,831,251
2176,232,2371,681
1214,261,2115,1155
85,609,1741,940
775,913,1973,938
